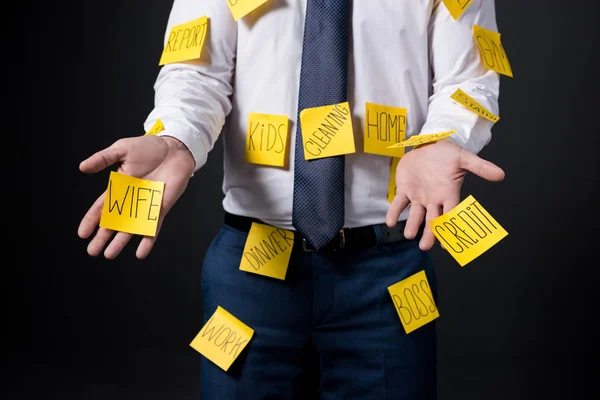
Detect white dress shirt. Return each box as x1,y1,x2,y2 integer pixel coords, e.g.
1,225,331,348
144,0,501,230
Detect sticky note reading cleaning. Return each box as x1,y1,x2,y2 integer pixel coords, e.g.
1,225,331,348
388,270,439,334
145,119,165,135
299,102,355,160
189,306,254,371
364,102,406,157
442,0,473,20
99,171,165,237
430,194,507,267
450,89,500,123
387,157,401,203
244,113,289,167
387,130,457,149
239,222,295,280
226,0,270,21
159,16,208,65
473,25,513,77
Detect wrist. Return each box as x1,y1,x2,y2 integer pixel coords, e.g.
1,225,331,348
160,135,196,172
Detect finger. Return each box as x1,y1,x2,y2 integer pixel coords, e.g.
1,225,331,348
87,227,115,257
419,204,442,251
78,192,106,239
404,202,425,240
79,139,128,174
104,231,134,260
459,150,505,182
386,192,411,227
136,216,167,259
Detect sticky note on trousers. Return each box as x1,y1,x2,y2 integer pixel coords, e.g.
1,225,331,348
299,102,356,160
159,16,208,65
388,270,439,334
239,222,295,280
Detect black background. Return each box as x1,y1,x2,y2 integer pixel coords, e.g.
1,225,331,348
20,1,599,399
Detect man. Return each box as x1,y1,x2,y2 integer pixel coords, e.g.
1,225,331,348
78,0,505,398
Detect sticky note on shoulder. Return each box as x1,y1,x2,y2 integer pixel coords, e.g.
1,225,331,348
240,222,295,280
145,119,165,135
430,194,507,267
99,171,165,237
450,89,500,123
388,270,439,334
364,102,406,157
473,25,513,77
300,102,355,160
386,130,456,149
159,16,208,65
245,113,289,167
442,0,473,20
190,306,254,371
227,0,271,21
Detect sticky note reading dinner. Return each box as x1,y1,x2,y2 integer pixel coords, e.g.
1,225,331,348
239,222,295,280
364,102,406,157
145,119,165,136
299,102,355,160
442,0,473,20
245,113,289,167
99,171,165,237
387,130,457,149
226,0,271,21
450,89,500,123
473,24,513,78
189,306,254,371
388,270,439,334
159,16,208,65
430,195,508,267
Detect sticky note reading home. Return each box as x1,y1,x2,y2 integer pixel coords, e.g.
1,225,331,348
388,270,439,334
245,113,289,167
430,195,508,267
364,102,406,157
190,306,254,371
159,16,208,65
300,101,356,160
99,171,165,237
473,24,513,77
239,222,295,280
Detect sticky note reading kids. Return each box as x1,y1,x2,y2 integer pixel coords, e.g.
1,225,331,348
387,157,401,204
145,119,165,136
99,171,164,237
386,130,457,149
473,25,513,78
450,89,500,123
442,0,473,20
299,102,355,160
388,270,439,334
245,113,289,167
159,16,208,65
226,0,271,21
239,222,295,280
190,306,254,371
430,195,508,267
364,102,406,157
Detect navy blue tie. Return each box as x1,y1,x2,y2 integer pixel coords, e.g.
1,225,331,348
292,0,349,250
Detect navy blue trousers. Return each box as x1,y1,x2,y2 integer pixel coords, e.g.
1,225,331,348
199,223,438,399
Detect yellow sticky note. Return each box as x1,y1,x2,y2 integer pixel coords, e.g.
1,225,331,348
226,0,270,21
189,306,254,371
145,119,165,136
364,102,407,157
442,0,474,20
99,171,165,237
473,25,513,78
244,113,289,167
239,222,294,280
159,16,208,66
430,194,508,267
450,89,500,123
387,157,401,204
299,102,356,160
388,270,439,334
386,130,457,149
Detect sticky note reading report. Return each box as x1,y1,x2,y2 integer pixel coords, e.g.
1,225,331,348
450,89,500,123
227,0,270,21
473,25,513,77
145,119,165,135
159,16,208,65
442,0,473,20
430,195,507,267
239,222,295,280
388,270,439,334
387,130,456,149
99,171,165,237
245,113,289,167
364,102,406,157
190,306,254,371
300,102,355,160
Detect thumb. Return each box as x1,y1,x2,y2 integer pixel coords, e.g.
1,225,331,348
79,139,128,174
459,149,505,182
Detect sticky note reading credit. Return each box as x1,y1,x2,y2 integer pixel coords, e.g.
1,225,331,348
387,157,401,204
226,0,271,21
159,16,208,65
388,270,439,334
473,25,513,77
99,171,165,237
299,102,355,160
387,130,457,149
430,194,508,267
245,113,289,167
145,119,165,135
450,89,500,123
442,0,473,20
190,306,254,371
364,102,406,157
239,222,295,280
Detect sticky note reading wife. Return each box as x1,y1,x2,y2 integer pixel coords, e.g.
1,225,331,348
364,102,406,157
159,16,208,65
430,195,507,267
387,130,457,149
388,270,439,334
473,25,513,77
245,113,289,167
226,0,271,21
240,222,294,280
99,171,164,237
300,102,355,160
190,306,254,371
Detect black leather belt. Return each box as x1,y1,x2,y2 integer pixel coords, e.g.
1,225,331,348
224,212,419,252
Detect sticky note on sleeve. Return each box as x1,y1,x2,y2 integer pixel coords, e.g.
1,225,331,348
159,16,208,65
442,0,473,20
226,0,270,21
386,130,456,149
145,119,165,135
245,113,289,167
450,89,500,123
430,194,508,267
388,270,439,334
299,102,355,160
190,306,254,371
240,222,295,280
473,25,513,77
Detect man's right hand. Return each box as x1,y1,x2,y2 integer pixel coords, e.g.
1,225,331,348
78,135,196,259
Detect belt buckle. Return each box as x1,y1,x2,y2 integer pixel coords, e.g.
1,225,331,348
338,229,346,250
302,238,317,252
302,229,346,252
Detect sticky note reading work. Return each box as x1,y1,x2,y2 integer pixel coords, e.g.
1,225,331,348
388,270,439,334
430,195,507,267
239,222,295,280
99,171,164,237
387,157,401,203
190,306,254,371
145,119,165,135
442,0,473,20
387,130,457,149
473,25,513,77
450,89,500,123
227,0,270,21
364,102,406,157
245,113,289,167
159,16,208,65
300,102,355,160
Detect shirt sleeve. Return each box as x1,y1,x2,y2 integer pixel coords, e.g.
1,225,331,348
143,0,237,172
420,0,501,154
